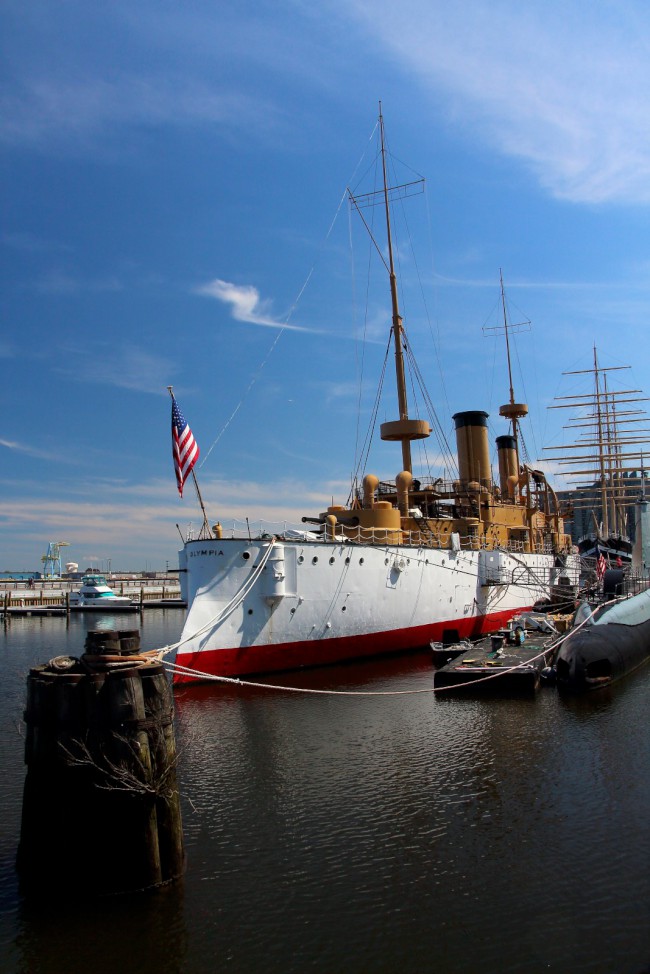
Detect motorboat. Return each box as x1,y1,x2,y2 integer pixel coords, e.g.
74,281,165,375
69,574,137,611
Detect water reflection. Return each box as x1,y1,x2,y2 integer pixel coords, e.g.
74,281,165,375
2,619,650,974
15,884,188,974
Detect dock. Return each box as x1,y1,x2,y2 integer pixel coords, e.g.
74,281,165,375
2,599,186,618
1,605,69,618
1,574,186,619
433,629,557,694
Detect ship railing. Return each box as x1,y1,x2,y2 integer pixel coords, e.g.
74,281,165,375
206,520,561,555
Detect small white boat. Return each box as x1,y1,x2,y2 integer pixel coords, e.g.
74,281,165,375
69,574,136,610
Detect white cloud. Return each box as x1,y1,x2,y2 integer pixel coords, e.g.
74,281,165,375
339,0,650,204
33,269,122,294
0,473,340,569
0,73,287,153
57,346,174,395
0,438,61,461
195,278,318,333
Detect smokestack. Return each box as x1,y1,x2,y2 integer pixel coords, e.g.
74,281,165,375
496,434,518,498
453,411,491,488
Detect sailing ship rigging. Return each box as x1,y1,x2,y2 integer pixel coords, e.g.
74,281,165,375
543,346,650,564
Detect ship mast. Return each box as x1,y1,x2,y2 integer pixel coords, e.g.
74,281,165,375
544,347,650,542
349,105,430,474
379,109,412,473
483,271,529,467
592,346,609,537
497,270,529,462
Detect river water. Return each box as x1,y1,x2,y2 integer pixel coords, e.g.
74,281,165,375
0,610,648,974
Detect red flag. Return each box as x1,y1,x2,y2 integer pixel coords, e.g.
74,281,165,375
171,396,199,497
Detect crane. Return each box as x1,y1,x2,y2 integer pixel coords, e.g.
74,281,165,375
41,541,70,579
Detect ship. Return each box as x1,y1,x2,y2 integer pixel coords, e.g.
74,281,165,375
543,347,650,567
173,110,580,685
555,579,650,691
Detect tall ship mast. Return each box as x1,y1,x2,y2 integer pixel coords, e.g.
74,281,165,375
543,346,650,564
173,109,580,684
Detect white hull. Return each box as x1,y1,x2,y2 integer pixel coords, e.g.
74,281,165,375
175,538,580,682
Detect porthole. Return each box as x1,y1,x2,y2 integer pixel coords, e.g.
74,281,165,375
312,556,319,564
329,557,335,565
290,607,296,614
298,555,304,564
345,557,350,565
247,608,253,615
341,605,347,611
242,552,251,560
359,558,365,565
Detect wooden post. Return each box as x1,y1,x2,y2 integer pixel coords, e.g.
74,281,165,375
17,632,184,896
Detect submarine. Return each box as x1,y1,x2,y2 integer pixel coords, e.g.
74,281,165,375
555,572,650,691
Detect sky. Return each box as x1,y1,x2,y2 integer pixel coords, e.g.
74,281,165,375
3,0,650,572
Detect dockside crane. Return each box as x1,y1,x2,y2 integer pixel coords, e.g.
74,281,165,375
41,541,70,578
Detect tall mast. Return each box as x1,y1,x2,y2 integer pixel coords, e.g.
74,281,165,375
380,107,412,473
501,270,516,417
592,346,609,537
489,270,529,465
365,104,430,475
543,348,650,542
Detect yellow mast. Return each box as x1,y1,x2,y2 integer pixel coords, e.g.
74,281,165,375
375,105,430,473
496,270,528,465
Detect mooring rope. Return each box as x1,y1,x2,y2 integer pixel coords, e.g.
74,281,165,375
155,540,277,659
161,636,564,696
152,529,626,699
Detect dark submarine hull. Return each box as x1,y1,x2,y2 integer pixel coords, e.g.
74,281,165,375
556,588,650,691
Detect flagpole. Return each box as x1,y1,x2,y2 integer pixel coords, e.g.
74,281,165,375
168,386,212,539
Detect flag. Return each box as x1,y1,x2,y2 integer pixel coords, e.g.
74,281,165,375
171,396,199,497
596,547,606,580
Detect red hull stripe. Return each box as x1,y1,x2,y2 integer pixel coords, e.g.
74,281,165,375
173,607,533,684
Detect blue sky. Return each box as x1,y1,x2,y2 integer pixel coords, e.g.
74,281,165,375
3,0,650,571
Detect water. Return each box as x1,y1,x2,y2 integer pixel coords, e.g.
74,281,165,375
1,611,649,974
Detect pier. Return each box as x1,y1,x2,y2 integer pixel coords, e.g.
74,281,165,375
1,573,185,618
18,629,185,895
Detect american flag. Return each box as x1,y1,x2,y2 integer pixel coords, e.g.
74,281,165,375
596,547,607,580
171,396,200,497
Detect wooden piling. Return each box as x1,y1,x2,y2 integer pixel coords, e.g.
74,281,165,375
17,631,184,896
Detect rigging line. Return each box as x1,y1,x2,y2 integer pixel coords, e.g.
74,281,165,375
348,341,391,503
169,592,611,699
404,342,457,474
200,134,379,471
199,327,284,468
164,639,554,695
423,185,453,423
200,196,349,469
156,541,277,657
350,198,362,481
352,148,382,485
